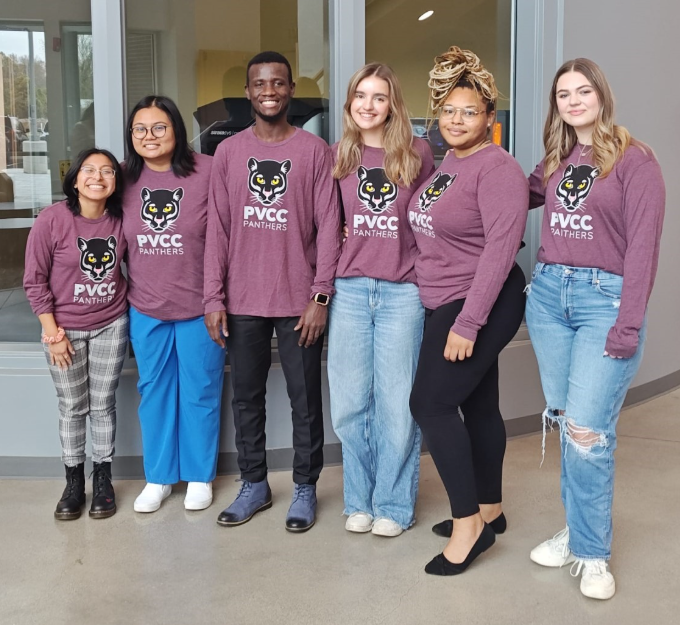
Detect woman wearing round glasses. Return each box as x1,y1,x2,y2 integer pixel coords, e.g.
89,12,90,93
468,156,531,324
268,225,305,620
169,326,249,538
408,47,528,575
525,59,664,600
122,96,225,514
24,148,128,520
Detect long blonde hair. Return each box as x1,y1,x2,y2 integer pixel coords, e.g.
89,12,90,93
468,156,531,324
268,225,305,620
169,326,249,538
333,63,422,187
427,46,498,129
542,58,637,185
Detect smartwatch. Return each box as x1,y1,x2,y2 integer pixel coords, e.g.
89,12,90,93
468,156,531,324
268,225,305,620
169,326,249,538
313,293,330,306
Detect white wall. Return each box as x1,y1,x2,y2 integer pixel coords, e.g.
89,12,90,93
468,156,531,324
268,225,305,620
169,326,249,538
563,0,680,385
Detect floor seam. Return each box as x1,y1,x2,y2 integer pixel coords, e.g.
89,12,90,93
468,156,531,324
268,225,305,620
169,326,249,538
618,434,680,444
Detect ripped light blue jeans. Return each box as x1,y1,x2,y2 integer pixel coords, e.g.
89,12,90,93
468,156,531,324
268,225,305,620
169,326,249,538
526,262,646,560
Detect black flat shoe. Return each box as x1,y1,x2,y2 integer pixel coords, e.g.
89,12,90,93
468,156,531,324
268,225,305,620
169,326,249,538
424,523,496,576
432,512,507,538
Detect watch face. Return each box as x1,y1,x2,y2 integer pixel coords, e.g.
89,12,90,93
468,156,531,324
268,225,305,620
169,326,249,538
314,293,329,305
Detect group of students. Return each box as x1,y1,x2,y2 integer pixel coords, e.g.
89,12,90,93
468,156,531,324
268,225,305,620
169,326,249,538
24,47,665,600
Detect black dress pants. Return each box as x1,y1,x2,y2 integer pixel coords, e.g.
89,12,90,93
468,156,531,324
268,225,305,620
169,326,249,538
226,315,324,485
409,264,526,518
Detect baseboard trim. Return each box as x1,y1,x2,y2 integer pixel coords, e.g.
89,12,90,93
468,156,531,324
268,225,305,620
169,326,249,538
3,369,679,479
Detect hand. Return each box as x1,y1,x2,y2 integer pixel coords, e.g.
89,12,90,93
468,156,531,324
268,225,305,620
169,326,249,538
49,338,76,370
444,331,474,362
294,301,328,347
205,311,228,348
342,224,349,242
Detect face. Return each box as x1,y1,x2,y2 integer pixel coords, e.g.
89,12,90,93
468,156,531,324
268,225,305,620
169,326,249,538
131,107,176,166
350,76,391,133
246,63,295,122
438,87,493,155
74,153,116,203
554,71,600,133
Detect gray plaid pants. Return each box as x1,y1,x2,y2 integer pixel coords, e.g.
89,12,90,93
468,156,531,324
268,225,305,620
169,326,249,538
44,314,129,466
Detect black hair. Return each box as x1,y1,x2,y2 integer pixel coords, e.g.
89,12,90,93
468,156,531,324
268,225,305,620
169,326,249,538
124,95,196,183
457,77,496,114
246,51,294,85
62,148,124,219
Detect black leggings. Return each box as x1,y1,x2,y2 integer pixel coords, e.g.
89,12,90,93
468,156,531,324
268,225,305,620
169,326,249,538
409,264,526,519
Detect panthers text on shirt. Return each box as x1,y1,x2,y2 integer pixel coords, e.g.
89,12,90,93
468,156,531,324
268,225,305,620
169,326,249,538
136,233,185,254
352,213,399,239
242,205,288,231
549,211,594,240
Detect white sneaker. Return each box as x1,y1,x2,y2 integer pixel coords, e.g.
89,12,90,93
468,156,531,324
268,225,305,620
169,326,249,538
572,559,616,600
345,511,373,533
184,482,213,511
371,517,403,537
134,483,171,513
530,526,576,567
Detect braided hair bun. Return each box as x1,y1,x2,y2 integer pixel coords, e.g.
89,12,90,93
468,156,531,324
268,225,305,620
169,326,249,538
428,46,498,115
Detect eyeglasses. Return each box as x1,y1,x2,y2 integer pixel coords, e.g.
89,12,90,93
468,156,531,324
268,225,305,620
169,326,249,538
440,107,486,122
80,166,116,179
130,124,169,139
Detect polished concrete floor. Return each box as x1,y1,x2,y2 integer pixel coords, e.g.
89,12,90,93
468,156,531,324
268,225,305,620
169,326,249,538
2,391,680,625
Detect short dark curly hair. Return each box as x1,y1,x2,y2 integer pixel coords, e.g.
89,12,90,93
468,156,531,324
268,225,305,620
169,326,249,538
246,51,294,84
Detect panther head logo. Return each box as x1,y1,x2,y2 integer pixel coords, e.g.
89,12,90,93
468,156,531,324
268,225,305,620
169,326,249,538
247,157,291,206
78,236,117,283
417,172,456,212
356,166,398,214
140,187,183,232
555,164,599,212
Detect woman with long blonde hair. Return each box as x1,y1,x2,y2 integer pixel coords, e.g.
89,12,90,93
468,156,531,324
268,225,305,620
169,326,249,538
327,63,434,537
409,47,528,574
526,58,664,600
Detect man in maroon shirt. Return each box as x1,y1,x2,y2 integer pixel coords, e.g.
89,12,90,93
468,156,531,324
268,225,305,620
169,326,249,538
204,51,340,532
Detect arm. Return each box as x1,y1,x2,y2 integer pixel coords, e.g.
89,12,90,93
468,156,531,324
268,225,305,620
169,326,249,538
451,163,529,345
528,160,547,209
203,150,231,347
23,215,56,318
296,145,341,348
39,312,76,369
24,215,76,368
310,145,342,298
605,159,665,358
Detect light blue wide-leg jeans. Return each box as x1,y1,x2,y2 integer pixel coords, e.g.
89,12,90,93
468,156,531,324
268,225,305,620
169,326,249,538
328,277,424,529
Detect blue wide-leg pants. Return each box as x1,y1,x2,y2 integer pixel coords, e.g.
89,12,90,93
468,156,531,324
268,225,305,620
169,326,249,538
129,307,226,484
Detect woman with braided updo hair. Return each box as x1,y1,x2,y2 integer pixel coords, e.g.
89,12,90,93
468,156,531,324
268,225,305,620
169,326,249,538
409,46,528,575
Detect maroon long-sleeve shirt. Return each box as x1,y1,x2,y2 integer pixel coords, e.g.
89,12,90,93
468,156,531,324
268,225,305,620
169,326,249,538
24,201,128,330
203,127,341,317
529,142,665,358
410,144,529,342
334,138,435,284
122,153,212,321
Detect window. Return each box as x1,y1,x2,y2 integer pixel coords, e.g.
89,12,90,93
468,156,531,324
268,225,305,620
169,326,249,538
0,7,94,342
125,0,330,156
365,0,513,159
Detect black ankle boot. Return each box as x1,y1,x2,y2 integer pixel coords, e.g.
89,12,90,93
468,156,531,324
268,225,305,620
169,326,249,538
89,462,116,519
55,463,86,520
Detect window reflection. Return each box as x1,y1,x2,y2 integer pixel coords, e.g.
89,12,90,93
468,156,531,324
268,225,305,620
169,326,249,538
126,0,330,156
1,9,93,342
